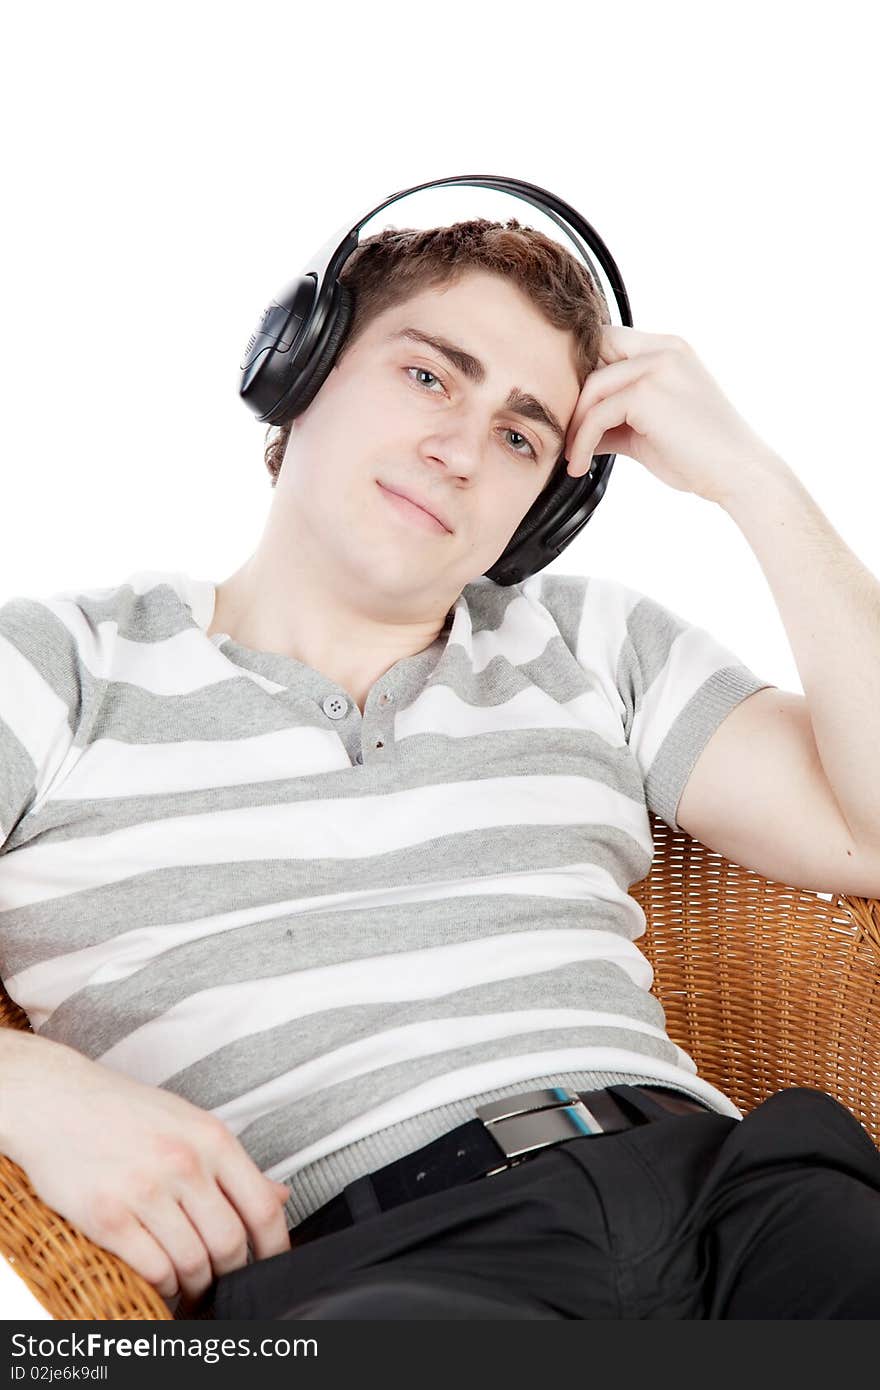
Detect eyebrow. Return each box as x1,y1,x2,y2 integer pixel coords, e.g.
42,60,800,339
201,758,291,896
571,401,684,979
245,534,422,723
386,326,566,450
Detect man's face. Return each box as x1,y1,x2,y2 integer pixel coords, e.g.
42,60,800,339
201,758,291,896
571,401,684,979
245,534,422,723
279,268,582,610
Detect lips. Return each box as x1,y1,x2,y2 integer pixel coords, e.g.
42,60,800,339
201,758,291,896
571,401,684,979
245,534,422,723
378,482,452,532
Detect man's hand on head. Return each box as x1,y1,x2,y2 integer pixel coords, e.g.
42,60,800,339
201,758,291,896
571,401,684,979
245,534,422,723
563,325,782,507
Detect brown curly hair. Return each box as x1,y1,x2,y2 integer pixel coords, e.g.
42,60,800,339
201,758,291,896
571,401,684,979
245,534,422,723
263,216,611,486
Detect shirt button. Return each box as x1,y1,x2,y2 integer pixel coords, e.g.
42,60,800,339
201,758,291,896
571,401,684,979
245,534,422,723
322,694,348,720
378,691,393,706
355,751,363,764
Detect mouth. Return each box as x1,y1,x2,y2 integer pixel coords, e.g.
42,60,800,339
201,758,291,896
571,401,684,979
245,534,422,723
376,482,452,534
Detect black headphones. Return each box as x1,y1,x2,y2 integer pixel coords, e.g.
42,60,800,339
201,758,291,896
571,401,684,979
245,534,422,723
238,174,633,586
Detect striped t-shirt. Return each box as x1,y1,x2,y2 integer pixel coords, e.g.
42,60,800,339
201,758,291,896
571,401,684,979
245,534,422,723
0,568,774,1227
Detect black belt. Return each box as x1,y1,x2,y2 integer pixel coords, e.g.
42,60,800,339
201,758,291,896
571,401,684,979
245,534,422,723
288,1083,712,1250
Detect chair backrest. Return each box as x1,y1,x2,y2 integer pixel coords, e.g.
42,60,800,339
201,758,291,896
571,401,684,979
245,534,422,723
629,814,880,1148
3,815,879,1144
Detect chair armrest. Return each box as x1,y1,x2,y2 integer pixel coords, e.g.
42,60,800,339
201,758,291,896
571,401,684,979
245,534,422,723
1,986,177,1319
0,1147,174,1320
1,995,176,1318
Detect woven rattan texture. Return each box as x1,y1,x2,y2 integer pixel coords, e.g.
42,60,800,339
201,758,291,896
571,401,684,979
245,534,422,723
628,815,880,1146
2,813,878,1319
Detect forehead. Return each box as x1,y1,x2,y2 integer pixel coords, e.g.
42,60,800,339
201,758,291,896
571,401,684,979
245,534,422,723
376,273,581,389
386,269,551,327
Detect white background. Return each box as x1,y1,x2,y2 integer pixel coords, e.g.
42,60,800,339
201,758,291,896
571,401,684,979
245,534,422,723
2,0,877,1321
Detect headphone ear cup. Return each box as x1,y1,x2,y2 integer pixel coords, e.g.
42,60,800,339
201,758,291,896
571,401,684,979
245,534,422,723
485,463,600,585
282,285,355,419
512,461,583,544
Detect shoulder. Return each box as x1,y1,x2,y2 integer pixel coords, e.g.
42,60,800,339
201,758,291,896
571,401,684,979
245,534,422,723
1,569,206,669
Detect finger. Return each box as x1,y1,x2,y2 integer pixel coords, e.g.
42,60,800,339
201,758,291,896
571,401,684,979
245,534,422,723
133,1194,216,1302
598,324,687,361
175,1174,291,1285
250,1183,294,1262
216,1162,294,1263
91,1203,182,1301
567,384,637,477
177,1183,252,1280
566,356,655,456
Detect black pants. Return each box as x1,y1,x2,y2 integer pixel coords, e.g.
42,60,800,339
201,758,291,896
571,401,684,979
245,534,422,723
211,1086,880,1319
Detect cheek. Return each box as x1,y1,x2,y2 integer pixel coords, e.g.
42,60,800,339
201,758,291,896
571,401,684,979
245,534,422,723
299,390,376,468
480,482,538,538
339,381,400,445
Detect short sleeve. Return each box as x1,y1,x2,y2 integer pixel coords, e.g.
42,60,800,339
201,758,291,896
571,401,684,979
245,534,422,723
612,581,776,832
0,595,84,851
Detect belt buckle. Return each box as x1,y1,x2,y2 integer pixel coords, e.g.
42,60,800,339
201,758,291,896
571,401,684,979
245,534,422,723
475,1087,604,1177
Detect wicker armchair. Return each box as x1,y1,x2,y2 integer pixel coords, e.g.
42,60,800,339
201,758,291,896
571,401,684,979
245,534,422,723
2,812,879,1321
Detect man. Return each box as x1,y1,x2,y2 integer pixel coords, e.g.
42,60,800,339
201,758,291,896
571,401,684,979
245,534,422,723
1,219,879,1321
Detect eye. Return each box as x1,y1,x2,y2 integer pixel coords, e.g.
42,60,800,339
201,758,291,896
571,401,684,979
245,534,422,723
406,366,445,393
503,429,537,459
404,367,539,460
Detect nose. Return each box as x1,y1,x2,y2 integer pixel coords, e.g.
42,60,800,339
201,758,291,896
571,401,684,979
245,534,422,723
419,404,486,479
